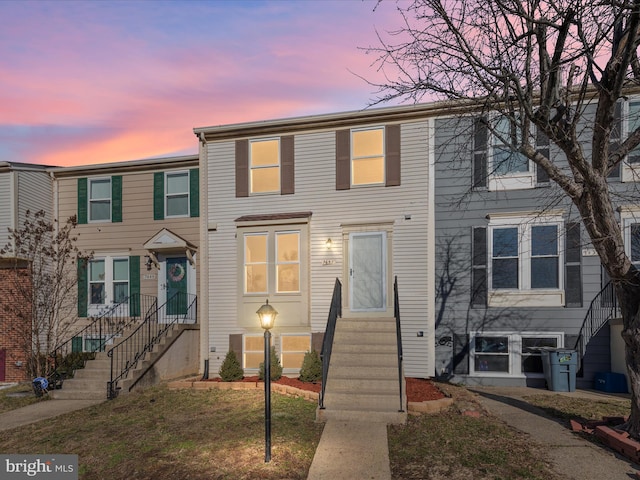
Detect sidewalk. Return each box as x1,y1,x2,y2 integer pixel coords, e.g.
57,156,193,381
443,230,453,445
471,386,638,479
307,419,391,480
0,398,103,432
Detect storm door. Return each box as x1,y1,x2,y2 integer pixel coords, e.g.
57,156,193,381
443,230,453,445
349,232,386,311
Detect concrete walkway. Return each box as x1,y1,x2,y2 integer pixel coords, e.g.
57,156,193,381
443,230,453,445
471,386,639,479
0,398,103,432
307,419,391,480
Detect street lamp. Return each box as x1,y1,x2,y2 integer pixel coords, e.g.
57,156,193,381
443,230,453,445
257,299,278,463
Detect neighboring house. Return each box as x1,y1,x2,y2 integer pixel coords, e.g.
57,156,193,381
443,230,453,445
49,155,202,391
432,99,640,389
0,162,52,382
194,105,437,380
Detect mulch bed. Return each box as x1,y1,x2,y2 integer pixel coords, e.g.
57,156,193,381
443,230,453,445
209,376,445,402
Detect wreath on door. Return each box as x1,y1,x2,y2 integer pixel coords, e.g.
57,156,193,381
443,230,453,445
168,263,186,282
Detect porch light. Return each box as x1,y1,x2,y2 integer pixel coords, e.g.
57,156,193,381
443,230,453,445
257,299,278,463
325,238,333,250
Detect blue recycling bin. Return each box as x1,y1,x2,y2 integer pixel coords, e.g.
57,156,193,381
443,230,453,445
540,348,577,392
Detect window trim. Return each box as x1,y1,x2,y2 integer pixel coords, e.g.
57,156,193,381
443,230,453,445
488,213,565,307
249,137,281,195
280,334,311,371
165,170,190,218
351,126,386,187
88,256,130,311
622,209,640,266
470,331,563,377
487,117,539,191
88,177,112,223
622,99,640,182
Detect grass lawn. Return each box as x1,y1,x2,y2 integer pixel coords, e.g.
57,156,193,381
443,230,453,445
0,386,323,480
0,382,633,479
0,383,47,414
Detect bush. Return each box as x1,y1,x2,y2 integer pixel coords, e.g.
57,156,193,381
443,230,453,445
259,346,283,381
218,351,244,381
299,350,322,382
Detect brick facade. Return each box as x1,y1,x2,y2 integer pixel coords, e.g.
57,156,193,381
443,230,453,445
0,264,32,382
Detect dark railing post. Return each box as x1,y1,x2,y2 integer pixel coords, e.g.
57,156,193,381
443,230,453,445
319,278,341,410
394,276,405,413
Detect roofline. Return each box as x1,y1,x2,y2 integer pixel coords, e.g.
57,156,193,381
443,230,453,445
0,162,53,174
49,154,199,177
193,99,476,141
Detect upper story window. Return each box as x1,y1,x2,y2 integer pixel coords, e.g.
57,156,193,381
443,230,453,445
166,171,189,217
351,127,385,186
89,178,111,222
473,116,549,191
153,168,199,220
488,213,564,307
250,138,280,194
621,100,640,181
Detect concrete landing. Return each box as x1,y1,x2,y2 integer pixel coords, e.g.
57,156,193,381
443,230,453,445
307,420,390,480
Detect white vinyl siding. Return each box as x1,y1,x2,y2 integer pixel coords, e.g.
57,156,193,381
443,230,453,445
206,120,433,378
0,173,12,250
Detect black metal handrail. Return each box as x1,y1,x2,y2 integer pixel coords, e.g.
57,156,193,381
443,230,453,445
107,292,197,399
49,294,156,387
574,281,620,371
319,278,341,409
394,276,405,413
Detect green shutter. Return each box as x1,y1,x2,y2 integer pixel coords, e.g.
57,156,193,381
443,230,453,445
77,178,88,224
72,336,83,353
129,256,141,317
189,168,199,218
153,172,164,220
77,258,88,317
111,175,122,222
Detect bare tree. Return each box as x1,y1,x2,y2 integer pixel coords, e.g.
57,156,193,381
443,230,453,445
0,210,90,378
368,0,640,436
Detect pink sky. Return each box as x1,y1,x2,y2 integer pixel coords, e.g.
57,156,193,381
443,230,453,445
0,0,405,167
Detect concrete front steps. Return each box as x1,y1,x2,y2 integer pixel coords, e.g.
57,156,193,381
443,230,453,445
51,322,197,400
317,317,407,425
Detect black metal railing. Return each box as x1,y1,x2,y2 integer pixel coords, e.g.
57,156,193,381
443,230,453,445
319,278,342,409
574,281,620,372
49,294,156,388
393,276,405,413
107,293,197,399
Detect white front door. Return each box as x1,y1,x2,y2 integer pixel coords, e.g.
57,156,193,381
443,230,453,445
349,232,387,311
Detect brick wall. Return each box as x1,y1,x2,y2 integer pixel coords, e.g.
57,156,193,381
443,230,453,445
0,265,32,382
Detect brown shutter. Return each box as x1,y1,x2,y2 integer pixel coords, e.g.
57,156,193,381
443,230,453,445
281,135,295,195
385,124,401,186
473,117,488,188
229,334,243,360
311,332,324,353
336,129,351,190
236,139,249,197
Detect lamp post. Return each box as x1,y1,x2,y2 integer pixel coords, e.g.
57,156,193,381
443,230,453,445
257,299,278,463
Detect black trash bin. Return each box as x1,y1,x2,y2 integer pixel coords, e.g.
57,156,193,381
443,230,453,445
540,348,577,392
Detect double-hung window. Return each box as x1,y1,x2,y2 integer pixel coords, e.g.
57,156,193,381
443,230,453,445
487,116,537,190
165,171,189,217
88,257,130,307
622,210,640,268
89,178,111,222
622,99,640,181
243,231,300,294
250,138,280,194
351,127,385,186
488,214,564,307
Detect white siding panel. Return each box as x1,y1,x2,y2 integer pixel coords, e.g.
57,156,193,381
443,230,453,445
0,172,12,249
206,122,434,377
17,171,52,223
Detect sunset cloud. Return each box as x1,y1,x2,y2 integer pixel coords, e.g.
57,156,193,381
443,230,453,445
0,0,404,166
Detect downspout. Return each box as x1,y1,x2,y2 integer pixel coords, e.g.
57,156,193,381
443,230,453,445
198,131,210,378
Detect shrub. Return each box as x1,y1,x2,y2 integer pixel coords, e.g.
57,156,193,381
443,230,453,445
218,350,244,381
259,346,283,381
298,350,322,382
